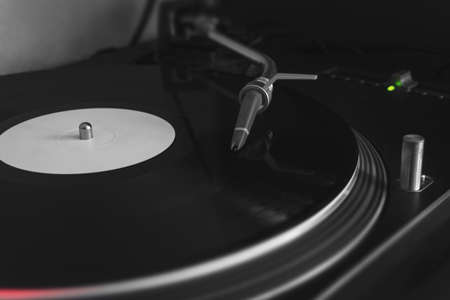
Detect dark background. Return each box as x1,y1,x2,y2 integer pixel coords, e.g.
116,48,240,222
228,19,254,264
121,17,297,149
221,0,449,51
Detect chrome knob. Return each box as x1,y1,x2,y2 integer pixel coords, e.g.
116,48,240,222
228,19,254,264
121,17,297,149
400,134,424,192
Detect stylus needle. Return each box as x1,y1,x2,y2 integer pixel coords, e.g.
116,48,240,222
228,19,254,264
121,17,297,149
231,90,262,151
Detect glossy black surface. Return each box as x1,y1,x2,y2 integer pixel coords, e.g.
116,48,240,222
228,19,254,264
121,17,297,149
0,64,357,288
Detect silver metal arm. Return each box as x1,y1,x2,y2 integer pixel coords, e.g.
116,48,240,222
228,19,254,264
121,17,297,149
206,29,277,79
189,15,317,150
266,73,318,87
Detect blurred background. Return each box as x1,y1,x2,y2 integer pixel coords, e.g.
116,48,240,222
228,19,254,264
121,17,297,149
0,0,448,75
0,0,157,75
222,0,447,49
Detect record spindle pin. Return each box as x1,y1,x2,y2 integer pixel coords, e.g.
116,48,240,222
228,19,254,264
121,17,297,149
79,122,93,140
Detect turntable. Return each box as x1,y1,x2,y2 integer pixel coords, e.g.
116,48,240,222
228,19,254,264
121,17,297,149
0,1,449,300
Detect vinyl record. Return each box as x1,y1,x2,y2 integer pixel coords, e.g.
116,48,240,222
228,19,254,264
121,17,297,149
0,65,384,299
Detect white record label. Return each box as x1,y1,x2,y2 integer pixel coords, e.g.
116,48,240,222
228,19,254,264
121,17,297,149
0,108,176,174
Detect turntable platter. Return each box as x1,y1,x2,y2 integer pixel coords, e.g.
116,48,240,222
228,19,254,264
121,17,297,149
0,66,384,299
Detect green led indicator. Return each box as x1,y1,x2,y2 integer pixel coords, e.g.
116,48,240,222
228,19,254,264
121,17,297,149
386,85,396,92
394,80,402,87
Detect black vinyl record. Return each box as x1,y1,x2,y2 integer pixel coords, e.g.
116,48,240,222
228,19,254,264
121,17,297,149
0,64,369,299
